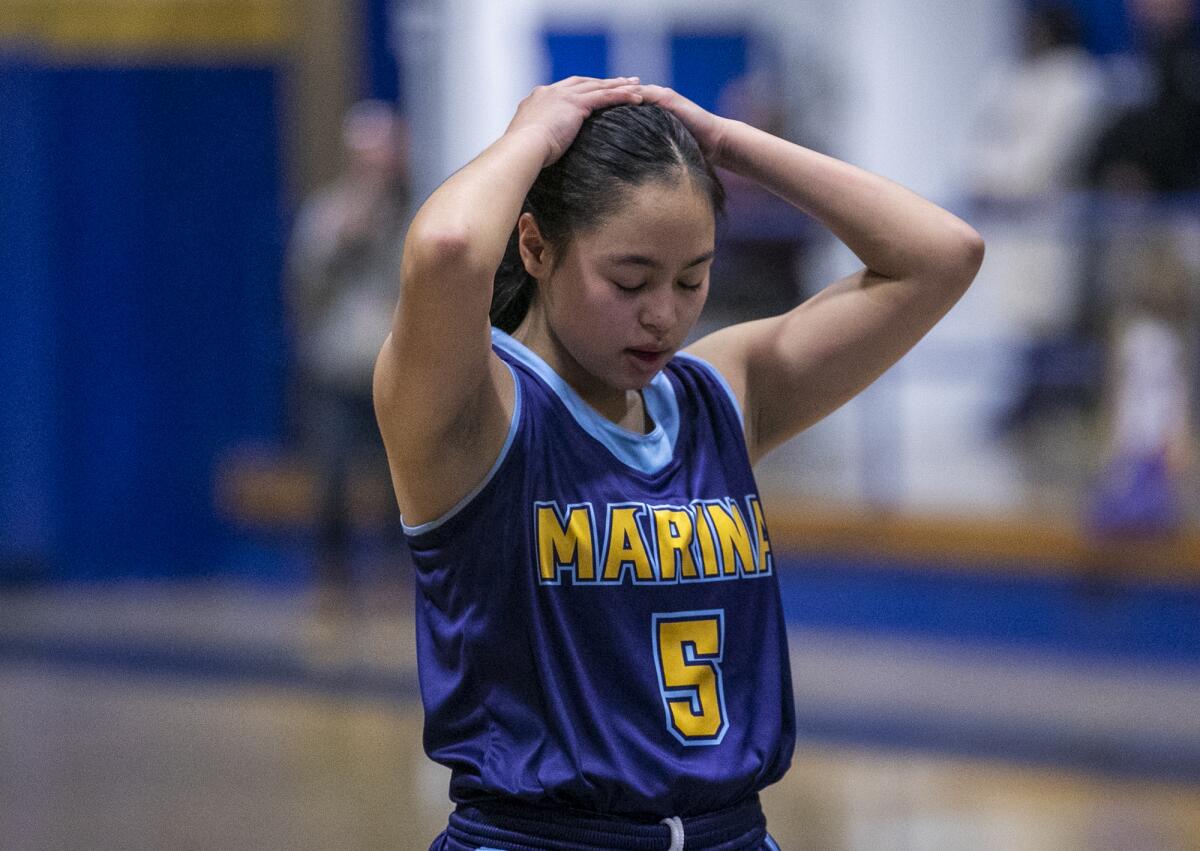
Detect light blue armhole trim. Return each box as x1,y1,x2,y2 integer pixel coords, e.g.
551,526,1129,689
399,360,522,536
674,351,745,428
490,327,679,475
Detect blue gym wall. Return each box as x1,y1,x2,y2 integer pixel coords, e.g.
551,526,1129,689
0,62,288,580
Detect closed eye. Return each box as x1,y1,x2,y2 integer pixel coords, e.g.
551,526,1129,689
612,279,647,292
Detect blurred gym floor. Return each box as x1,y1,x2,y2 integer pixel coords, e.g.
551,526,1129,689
3,574,1199,851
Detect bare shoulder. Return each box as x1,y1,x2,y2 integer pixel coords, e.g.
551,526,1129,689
374,343,517,527
685,316,778,386
683,316,780,456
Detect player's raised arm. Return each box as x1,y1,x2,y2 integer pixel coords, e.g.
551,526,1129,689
645,85,985,464
374,77,643,522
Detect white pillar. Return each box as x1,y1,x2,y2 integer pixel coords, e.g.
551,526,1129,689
831,0,1015,198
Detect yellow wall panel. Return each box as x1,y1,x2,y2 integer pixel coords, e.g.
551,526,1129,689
0,0,289,59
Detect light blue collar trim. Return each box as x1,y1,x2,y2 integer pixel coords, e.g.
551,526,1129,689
492,327,679,475
400,360,522,536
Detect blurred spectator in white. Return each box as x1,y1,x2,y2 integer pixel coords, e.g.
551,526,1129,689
1088,0,1200,192
963,4,1108,431
287,100,410,611
967,4,1107,199
1088,233,1195,538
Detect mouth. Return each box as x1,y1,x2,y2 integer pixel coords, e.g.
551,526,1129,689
625,347,670,367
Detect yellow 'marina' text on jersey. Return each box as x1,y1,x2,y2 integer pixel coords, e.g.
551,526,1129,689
534,496,773,586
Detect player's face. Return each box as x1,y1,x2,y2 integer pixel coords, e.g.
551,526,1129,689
542,178,715,392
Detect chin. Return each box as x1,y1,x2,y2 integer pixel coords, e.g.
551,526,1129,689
619,369,659,391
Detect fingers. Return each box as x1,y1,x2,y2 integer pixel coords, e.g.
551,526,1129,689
549,76,644,109
632,83,674,103
587,87,644,108
555,75,641,91
536,76,646,114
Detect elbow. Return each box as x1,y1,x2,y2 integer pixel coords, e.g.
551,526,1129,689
403,222,501,282
940,222,985,292
404,223,475,270
961,225,986,274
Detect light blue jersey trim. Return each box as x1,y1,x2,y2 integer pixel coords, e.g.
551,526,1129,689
491,328,679,475
400,360,522,536
675,351,744,428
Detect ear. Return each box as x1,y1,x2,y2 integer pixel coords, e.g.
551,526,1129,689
516,212,554,279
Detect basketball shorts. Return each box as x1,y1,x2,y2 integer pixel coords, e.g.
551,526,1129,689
428,793,781,850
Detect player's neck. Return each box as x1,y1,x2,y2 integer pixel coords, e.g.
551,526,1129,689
513,315,649,433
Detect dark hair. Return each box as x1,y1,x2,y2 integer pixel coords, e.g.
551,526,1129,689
490,103,726,332
1027,4,1085,53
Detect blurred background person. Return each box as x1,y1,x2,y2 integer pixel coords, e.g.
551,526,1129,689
1088,0,1200,193
1074,0,1200,350
286,99,411,613
968,3,1108,201
963,3,1109,434
1072,0,1200,535
1087,232,1196,542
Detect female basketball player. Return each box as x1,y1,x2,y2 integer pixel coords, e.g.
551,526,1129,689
373,76,983,850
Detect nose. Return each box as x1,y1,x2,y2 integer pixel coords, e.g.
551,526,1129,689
638,289,676,335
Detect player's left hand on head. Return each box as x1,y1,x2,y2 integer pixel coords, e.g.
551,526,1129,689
636,84,731,165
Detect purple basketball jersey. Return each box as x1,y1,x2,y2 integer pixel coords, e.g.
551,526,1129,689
404,328,795,818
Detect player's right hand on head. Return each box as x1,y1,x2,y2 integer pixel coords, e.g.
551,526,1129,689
506,76,642,168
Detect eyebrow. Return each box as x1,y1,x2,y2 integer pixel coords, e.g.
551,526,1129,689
605,250,715,270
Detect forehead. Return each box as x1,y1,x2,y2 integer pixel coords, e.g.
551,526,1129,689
574,179,715,264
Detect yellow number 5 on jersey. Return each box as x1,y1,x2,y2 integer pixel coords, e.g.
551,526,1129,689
652,610,729,746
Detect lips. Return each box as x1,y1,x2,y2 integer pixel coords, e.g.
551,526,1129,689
626,348,669,366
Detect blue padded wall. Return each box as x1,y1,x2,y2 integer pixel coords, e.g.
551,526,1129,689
544,31,609,82
0,63,287,580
